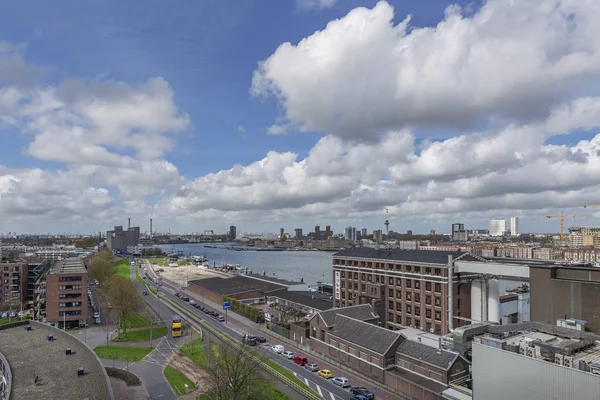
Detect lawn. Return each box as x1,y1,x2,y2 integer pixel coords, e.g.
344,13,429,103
112,325,168,342
125,312,151,329
180,338,208,370
164,367,195,395
94,346,152,361
114,259,130,278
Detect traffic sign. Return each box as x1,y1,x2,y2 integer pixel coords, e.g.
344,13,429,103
222,301,230,310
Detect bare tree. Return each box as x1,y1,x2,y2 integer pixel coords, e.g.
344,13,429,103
208,341,268,400
96,248,114,261
88,257,115,289
106,275,142,337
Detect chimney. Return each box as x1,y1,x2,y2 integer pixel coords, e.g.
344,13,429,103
128,218,131,229
150,218,153,238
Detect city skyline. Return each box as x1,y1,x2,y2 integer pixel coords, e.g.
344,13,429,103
1,1,600,234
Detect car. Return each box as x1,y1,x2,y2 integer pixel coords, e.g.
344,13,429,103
189,300,196,305
282,350,294,359
1,312,8,319
18,311,24,318
305,362,319,372
318,370,333,379
142,290,148,296
216,316,225,322
331,377,350,388
271,345,284,354
204,309,210,314
349,396,369,400
182,296,190,302
293,356,308,366
255,335,267,343
95,317,101,324
8,312,16,318
350,387,375,399
94,312,100,319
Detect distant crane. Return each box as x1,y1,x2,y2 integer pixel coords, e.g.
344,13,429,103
546,212,592,241
582,204,600,209
203,230,215,242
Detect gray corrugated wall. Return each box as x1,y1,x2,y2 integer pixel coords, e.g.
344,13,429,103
472,342,600,400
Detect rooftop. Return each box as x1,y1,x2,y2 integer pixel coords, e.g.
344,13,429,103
333,248,477,265
49,257,87,275
248,274,302,286
189,275,287,296
272,290,333,311
330,314,403,355
396,337,460,370
0,321,113,400
317,304,379,327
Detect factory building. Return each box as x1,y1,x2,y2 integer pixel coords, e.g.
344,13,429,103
106,225,140,252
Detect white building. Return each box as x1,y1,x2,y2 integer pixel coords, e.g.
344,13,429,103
510,217,520,236
489,218,507,237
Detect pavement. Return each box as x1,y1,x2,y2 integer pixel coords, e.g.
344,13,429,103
142,261,401,400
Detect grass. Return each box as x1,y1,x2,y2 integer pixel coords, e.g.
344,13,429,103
114,259,130,278
125,312,151,329
164,366,195,395
263,358,302,385
94,346,153,361
262,385,290,400
147,256,167,265
180,338,208,370
112,325,168,342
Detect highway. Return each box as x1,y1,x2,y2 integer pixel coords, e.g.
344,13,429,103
140,260,394,400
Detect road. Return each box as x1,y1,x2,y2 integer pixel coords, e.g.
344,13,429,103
142,260,394,400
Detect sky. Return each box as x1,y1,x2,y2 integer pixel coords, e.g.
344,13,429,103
1,0,600,236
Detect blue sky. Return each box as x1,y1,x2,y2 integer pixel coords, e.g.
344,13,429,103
1,0,600,235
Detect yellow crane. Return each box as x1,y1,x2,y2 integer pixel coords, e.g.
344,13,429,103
546,212,591,241
203,230,215,241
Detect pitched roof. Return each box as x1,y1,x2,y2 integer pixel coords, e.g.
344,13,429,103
333,248,472,264
189,275,287,296
396,337,459,370
273,290,333,311
330,314,403,355
317,304,378,327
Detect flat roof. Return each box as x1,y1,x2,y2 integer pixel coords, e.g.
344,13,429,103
189,275,287,296
0,321,112,400
272,290,333,311
49,257,87,275
333,248,478,265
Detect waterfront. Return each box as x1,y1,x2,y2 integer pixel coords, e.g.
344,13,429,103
157,243,333,284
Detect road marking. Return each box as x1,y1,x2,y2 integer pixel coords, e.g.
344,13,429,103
329,391,336,400
304,377,310,387
316,384,323,398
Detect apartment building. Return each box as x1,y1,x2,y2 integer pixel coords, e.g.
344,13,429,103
332,248,484,335
0,263,27,311
42,258,88,328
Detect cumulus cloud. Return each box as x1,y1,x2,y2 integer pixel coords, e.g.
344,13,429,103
0,41,47,85
252,0,600,139
297,0,336,11
267,123,288,135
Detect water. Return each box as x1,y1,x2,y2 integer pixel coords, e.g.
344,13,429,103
158,243,333,285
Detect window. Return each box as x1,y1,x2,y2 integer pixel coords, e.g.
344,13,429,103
434,268,441,276
396,303,402,312
353,272,358,279
426,309,432,318
435,297,441,307
59,276,82,282
59,310,81,317
406,292,411,301
435,310,441,321
426,295,432,305
396,278,401,286
361,284,366,292
414,266,420,273
341,281,345,288
425,267,431,274
406,317,412,326
414,307,420,317
396,290,401,299
353,282,358,290
414,293,420,303
389,289,394,297
341,272,345,278
435,283,441,293
406,279,412,289
389,301,394,310
59,285,82,291
414,281,420,290
389,277,393,285
406,265,412,272
361,273,366,280
388,313,394,322
425,282,431,291
406,305,412,314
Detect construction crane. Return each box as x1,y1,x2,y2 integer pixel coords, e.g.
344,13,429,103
203,230,215,242
546,212,592,241
582,204,600,208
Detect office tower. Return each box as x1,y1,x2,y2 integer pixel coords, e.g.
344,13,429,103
510,217,519,236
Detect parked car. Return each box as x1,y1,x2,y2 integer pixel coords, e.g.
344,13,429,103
8,312,16,318
293,356,308,366
189,300,196,305
305,362,319,372
1,312,8,319
18,311,24,318
255,335,267,343
282,350,294,359
216,315,225,322
271,345,284,354
349,396,369,400
142,290,148,296
331,377,350,388
350,387,374,399
95,317,101,324
318,370,333,379
94,312,100,319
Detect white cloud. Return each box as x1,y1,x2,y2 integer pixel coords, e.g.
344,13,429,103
267,123,288,135
0,41,47,85
238,125,246,133
253,0,600,139
297,0,336,11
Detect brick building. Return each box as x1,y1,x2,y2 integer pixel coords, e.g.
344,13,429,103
0,263,27,311
42,258,88,328
332,248,485,335
188,275,287,305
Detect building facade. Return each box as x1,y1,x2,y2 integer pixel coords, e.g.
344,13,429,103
451,223,467,242
43,258,88,328
373,230,383,242
106,225,140,251
294,228,303,239
314,226,321,241
0,263,27,312
510,217,519,236
229,226,237,241
332,248,484,335
489,218,507,237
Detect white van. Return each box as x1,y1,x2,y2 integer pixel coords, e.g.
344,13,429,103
271,345,284,354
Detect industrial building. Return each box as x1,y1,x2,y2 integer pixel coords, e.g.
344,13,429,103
106,225,140,252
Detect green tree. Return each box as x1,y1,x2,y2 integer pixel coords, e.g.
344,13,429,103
107,275,143,337
97,248,114,261
88,257,116,289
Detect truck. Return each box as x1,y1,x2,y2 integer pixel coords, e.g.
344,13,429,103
242,334,257,346
171,316,182,337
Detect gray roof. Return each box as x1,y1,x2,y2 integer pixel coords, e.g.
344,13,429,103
333,248,472,265
272,290,333,311
0,321,113,400
330,314,403,355
318,304,379,327
396,337,459,370
189,275,287,296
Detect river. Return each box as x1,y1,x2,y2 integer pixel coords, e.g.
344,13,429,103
157,243,333,285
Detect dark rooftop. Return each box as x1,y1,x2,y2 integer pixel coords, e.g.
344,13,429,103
272,290,333,311
189,275,287,296
333,248,474,265
248,274,302,286
396,337,459,370
331,314,403,355
318,304,379,327
0,321,113,400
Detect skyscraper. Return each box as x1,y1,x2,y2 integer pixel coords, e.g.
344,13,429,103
280,228,285,239
510,217,519,236
229,225,237,241
373,230,383,242
361,228,367,237
325,225,332,238
295,228,303,239
314,226,321,241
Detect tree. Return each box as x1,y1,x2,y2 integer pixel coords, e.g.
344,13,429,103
97,248,114,261
208,341,268,400
88,257,115,289
75,237,97,248
106,275,142,337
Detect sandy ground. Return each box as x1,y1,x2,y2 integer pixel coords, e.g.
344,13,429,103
153,262,222,285
167,350,212,395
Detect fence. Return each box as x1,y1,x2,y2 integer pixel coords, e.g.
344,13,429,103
268,324,290,339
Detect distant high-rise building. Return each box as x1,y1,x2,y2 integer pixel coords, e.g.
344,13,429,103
280,228,285,240
229,225,237,241
295,228,303,239
407,230,413,236
314,226,321,241
430,229,436,235
452,223,467,241
489,218,507,237
325,225,332,238
510,217,520,236
361,228,367,237
373,230,383,243
344,227,352,240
